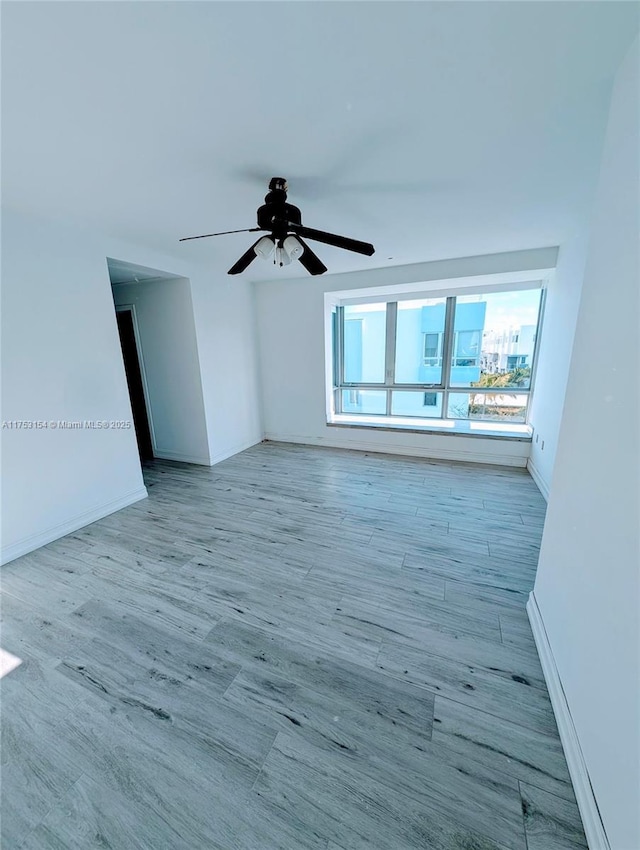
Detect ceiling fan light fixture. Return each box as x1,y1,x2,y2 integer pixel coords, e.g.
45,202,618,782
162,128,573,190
254,236,275,259
283,235,304,261
275,245,292,267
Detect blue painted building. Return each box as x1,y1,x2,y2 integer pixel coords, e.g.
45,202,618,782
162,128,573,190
342,300,487,417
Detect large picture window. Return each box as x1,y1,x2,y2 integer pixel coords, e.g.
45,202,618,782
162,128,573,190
332,287,543,424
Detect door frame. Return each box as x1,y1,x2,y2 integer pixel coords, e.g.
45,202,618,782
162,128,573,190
115,303,157,455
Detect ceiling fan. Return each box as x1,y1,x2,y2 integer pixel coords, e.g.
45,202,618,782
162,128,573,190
179,177,375,276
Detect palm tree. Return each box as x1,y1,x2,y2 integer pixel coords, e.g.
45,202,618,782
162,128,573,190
468,366,531,419
473,366,530,389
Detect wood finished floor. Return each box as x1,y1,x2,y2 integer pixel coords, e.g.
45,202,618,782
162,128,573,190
1,442,588,850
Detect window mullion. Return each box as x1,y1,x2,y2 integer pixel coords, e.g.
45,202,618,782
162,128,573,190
525,287,546,425
337,305,345,386
385,302,397,385
441,297,456,392
335,306,344,413
384,302,397,415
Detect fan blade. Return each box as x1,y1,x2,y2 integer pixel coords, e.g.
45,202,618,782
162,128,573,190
180,227,261,242
228,239,262,275
295,237,327,275
287,223,374,256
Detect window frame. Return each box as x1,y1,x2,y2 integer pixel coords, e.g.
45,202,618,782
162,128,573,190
333,287,544,425
423,332,443,367
452,329,482,368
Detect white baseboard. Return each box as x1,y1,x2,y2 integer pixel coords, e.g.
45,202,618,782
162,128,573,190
208,436,264,466
527,592,610,850
0,486,148,567
527,457,550,501
263,432,528,467
153,437,264,467
153,449,212,465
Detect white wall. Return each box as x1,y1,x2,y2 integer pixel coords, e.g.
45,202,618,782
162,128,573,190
189,273,263,464
112,277,210,464
1,208,263,564
527,232,589,498
1,210,147,564
533,37,639,850
254,248,557,467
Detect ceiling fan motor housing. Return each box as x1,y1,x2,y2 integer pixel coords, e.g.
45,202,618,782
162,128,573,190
257,176,302,234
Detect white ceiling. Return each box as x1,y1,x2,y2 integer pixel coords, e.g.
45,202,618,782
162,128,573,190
3,2,638,281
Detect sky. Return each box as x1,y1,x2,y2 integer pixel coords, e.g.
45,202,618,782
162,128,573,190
459,290,542,333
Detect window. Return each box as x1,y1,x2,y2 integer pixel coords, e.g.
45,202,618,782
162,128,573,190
507,354,528,370
396,297,446,384
332,287,543,425
423,333,442,366
343,305,386,383
453,330,481,367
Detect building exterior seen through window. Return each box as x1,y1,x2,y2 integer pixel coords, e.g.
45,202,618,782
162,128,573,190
335,288,542,424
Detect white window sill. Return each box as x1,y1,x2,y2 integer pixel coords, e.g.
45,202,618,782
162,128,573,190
328,414,532,441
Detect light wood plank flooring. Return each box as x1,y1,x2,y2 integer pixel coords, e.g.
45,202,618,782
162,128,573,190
1,442,588,849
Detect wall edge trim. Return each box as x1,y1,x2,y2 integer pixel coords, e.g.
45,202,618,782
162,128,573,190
153,450,212,465
263,432,527,467
526,457,550,501
527,591,610,850
208,436,264,467
1,486,149,566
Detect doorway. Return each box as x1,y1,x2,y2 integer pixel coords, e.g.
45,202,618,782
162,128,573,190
115,308,154,461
